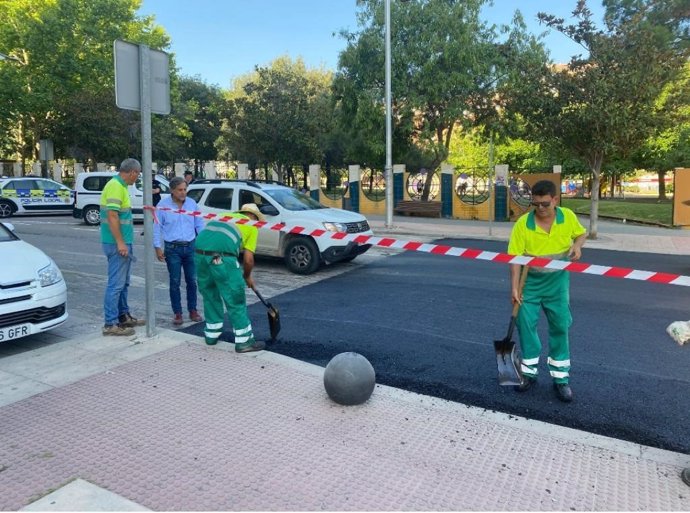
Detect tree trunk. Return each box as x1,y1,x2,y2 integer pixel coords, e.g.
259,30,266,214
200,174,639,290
657,169,667,200
421,160,443,201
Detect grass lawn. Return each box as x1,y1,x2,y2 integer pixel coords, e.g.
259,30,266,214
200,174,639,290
561,197,673,226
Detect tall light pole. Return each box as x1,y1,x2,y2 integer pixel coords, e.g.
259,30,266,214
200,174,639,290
384,0,393,228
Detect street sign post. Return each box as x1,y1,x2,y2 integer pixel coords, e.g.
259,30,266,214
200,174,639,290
114,40,170,115
114,40,170,337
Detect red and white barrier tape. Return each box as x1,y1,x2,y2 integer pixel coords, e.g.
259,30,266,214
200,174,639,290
146,206,690,287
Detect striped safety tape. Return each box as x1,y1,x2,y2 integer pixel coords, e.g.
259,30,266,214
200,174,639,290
146,206,690,288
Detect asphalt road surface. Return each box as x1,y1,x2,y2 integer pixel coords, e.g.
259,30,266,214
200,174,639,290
183,238,690,454
5,215,690,454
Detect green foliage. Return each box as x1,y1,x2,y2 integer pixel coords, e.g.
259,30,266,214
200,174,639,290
176,75,227,171
334,0,547,198
0,0,171,165
636,61,690,174
218,56,336,179
503,0,690,236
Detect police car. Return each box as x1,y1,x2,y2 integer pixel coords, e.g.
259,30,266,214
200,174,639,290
0,177,74,218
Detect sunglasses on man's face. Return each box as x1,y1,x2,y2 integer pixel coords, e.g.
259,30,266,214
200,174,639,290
530,201,552,208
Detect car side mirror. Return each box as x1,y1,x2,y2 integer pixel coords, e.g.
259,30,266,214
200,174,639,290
2,222,15,232
259,204,279,217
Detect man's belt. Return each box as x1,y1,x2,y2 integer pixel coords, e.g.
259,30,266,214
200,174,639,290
165,240,193,247
195,249,237,257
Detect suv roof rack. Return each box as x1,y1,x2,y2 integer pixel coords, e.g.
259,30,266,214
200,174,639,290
190,179,287,188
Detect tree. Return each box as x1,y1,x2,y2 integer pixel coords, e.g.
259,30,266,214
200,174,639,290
333,0,547,198
219,57,335,182
0,0,170,171
504,0,690,237
174,75,228,175
635,60,690,198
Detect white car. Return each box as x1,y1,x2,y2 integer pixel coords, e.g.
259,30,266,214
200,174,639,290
73,171,170,225
0,177,74,218
187,179,373,274
0,222,68,342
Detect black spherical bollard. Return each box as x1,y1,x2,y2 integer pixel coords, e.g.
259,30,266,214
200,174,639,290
323,352,376,405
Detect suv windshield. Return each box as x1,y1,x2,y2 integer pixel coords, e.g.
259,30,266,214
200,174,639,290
264,188,326,211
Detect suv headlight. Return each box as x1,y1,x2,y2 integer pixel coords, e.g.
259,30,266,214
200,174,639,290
323,222,348,233
38,260,64,287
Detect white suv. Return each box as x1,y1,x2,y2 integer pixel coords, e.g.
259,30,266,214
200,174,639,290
73,171,170,225
187,179,373,274
0,177,73,218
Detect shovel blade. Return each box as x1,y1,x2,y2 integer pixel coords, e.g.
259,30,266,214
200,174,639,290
267,306,281,340
493,339,522,386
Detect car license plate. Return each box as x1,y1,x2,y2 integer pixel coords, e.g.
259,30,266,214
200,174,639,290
0,324,30,342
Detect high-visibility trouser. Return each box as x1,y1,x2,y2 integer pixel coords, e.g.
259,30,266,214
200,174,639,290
194,253,255,346
516,270,572,384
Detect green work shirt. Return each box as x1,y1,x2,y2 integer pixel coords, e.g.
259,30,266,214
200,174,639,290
196,214,258,255
100,176,133,244
220,213,259,253
508,207,586,258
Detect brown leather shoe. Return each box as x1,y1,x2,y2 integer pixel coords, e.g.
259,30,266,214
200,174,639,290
189,310,203,322
173,313,183,326
103,324,135,337
118,313,145,328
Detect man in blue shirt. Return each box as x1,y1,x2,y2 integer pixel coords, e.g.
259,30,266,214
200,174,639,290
153,176,206,325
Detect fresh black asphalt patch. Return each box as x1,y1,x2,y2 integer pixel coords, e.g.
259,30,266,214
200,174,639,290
180,239,690,454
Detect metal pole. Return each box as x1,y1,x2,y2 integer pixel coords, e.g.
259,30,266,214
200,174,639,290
139,44,156,337
384,0,394,228
488,134,494,237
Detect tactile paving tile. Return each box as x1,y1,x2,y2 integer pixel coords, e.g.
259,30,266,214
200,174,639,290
0,342,688,511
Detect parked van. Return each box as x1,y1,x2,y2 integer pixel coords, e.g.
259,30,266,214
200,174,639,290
72,171,170,225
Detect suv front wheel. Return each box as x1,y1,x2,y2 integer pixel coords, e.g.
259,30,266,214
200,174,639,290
284,237,320,275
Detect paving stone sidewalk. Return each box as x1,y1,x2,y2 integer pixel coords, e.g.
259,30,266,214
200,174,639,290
0,330,688,511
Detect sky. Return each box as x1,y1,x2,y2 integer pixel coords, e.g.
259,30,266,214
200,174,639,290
137,0,606,88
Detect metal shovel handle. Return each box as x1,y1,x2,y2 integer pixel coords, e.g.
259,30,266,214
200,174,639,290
251,286,272,309
506,265,530,338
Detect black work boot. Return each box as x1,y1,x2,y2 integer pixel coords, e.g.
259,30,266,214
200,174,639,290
235,340,266,353
554,382,573,402
514,377,536,393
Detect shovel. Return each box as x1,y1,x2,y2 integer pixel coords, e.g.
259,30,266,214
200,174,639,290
252,286,281,341
493,265,529,386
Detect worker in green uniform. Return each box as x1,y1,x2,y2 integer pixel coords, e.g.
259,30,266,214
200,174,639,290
507,180,587,402
194,203,266,353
